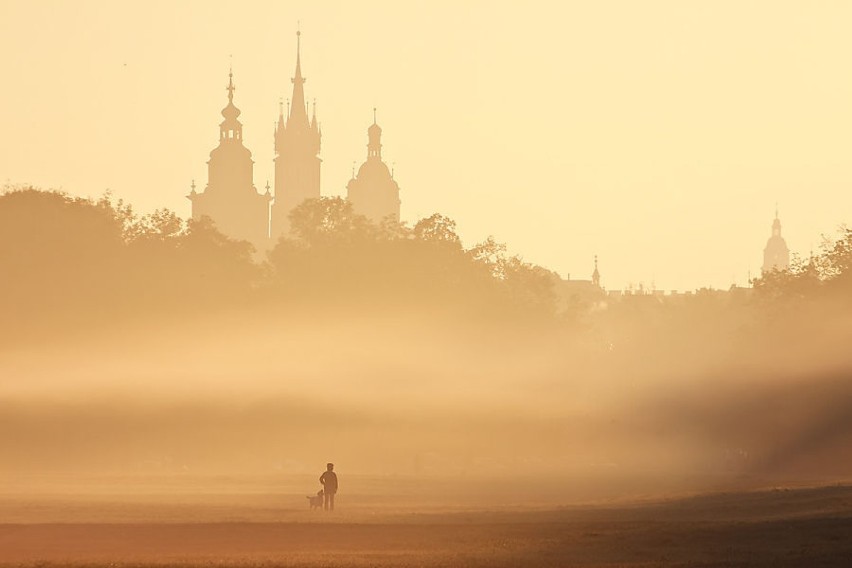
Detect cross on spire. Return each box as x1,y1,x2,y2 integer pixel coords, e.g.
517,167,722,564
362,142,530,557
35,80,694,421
226,68,235,102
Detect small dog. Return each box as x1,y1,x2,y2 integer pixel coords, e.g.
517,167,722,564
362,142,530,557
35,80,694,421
307,489,324,510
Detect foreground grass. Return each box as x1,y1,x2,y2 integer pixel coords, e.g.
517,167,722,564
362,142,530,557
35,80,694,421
2,485,852,567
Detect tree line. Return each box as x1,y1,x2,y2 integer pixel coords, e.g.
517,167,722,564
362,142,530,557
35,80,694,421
0,187,558,343
3,186,852,349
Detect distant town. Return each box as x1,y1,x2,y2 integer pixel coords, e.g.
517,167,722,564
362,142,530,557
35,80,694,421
188,32,791,304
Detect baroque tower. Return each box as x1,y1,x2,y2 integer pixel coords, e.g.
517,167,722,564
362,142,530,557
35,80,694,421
346,110,401,223
762,206,790,273
188,70,271,249
271,31,322,241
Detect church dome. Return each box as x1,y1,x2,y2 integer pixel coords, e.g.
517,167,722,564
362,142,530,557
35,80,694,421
220,70,242,125
765,234,788,252
209,141,252,159
357,157,391,180
222,101,241,121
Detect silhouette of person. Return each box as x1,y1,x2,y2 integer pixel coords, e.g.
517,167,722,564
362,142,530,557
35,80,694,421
319,462,338,511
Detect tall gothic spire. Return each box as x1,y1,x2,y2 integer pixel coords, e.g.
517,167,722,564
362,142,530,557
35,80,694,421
288,30,310,129
271,26,322,241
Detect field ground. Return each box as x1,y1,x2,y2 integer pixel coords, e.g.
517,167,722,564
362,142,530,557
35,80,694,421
1,474,851,567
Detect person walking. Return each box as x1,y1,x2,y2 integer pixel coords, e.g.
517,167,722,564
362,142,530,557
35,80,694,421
319,462,338,511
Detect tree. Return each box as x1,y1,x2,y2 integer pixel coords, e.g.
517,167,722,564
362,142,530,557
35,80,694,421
0,187,127,337
287,197,374,247
413,213,461,247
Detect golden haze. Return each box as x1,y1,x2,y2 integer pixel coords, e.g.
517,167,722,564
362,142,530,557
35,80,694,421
2,1,852,289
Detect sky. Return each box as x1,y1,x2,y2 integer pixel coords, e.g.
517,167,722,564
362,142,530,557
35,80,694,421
1,0,851,291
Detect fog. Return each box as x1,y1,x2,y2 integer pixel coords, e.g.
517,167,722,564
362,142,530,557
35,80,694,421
3,301,851,492
2,189,851,506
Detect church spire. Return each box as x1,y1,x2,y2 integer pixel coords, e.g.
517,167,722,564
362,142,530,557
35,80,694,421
226,67,235,103
592,255,601,287
367,107,382,160
188,68,270,249
220,68,242,142
288,29,310,129
772,204,782,237
271,25,322,241
763,206,790,273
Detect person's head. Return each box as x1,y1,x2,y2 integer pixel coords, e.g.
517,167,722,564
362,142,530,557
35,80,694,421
326,462,334,471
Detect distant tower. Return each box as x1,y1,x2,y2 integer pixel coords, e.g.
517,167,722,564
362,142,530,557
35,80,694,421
271,30,322,241
346,109,401,223
592,255,601,288
188,70,271,249
762,206,790,273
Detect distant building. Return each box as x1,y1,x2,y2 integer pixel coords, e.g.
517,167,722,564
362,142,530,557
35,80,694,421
346,111,401,224
592,255,601,288
553,256,605,311
187,70,271,250
187,31,407,247
270,31,322,242
762,208,790,273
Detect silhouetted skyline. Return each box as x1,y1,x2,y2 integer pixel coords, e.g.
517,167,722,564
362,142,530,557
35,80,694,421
189,33,402,250
2,1,852,290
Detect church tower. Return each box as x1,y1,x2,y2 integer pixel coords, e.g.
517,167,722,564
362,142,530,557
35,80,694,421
346,110,401,224
270,31,322,241
762,207,790,273
592,255,601,288
188,70,271,249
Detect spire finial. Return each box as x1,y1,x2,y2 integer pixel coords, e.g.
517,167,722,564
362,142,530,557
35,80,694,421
775,201,779,219
279,97,284,118
288,25,310,128
226,67,235,103
190,179,196,193
296,24,302,68
373,107,377,125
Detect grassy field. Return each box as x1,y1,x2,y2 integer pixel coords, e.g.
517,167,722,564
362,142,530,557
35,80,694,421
1,474,851,566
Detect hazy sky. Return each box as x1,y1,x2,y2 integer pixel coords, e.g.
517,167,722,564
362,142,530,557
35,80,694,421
2,0,851,291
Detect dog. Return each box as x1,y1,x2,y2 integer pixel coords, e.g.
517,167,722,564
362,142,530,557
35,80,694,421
307,489,324,510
